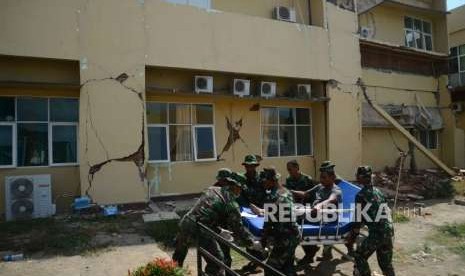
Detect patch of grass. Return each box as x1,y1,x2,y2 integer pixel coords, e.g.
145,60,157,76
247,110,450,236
393,212,410,223
146,219,180,247
430,223,465,259
0,218,55,235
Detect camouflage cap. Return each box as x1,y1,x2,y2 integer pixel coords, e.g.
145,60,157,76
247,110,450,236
260,166,281,181
216,168,233,180
230,172,246,187
242,154,260,166
356,165,373,178
319,161,336,173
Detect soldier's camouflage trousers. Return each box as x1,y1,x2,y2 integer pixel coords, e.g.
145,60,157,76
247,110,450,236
265,236,299,276
353,231,395,276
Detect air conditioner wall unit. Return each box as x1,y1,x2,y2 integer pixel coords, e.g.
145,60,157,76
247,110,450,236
360,26,374,39
452,102,463,113
297,84,312,99
5,175,54,221
233,79,251,97
273,6,296,23
194,76,213,94
260,81,277,99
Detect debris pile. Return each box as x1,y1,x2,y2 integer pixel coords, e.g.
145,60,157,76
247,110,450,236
374,167,454,200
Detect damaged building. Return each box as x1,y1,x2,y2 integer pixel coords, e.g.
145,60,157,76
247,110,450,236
0,0,461,218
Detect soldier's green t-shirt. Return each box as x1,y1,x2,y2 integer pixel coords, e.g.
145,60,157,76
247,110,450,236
313,183,342,206
355,185,393,236
237,171,266,208
285,173,316,204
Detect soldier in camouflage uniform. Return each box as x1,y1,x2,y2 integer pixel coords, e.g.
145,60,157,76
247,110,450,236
261,166,300,276
172,170,258,276
284,160,319,266
348,166,395,276
236,155,267,272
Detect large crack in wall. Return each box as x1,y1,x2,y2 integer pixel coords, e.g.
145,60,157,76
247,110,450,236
81,73,146,198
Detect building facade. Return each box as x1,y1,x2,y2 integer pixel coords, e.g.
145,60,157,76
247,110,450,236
0,0,459,218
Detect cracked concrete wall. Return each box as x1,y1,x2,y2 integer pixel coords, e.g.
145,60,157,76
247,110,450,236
77,0,148,204
325,1,363,179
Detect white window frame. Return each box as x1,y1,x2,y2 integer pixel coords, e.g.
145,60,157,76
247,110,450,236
450,45,465,87
49,122,79,167
192,124,217,162
147,102,216,163
164,0,211,9
418,129,439,150
0,97,79,168
147,124,170,163
0,123,16,169
260,106,313,159
404,16,433,51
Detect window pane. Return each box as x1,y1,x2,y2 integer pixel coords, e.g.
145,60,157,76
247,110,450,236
194,104,213,124
415,32,423,49
195,127,215,159
460,56,465,72
404,17,413,29
428,131,437,149
423,21,431,34
424,35,432,51
459,45,465,55
169,125,192,161
296,108,310,124
405,30,415,47
50,98,79,122
169,104,191,124
279,126,295,156
17,123,48,166
52,125,77,164
148,126,168,161
166,0,188,4
261,108,278,125
189,0,210,9
262,126,278,157
147,103,168,124
419,131,427,147
279,108,294,125
449,58,459,73
413,19,422,31
17,98,48,122
296,126,312,155
0,97,15,122
0,125,13,166
451,47,458,57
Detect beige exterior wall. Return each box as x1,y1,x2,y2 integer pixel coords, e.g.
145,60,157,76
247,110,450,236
359,4,448,53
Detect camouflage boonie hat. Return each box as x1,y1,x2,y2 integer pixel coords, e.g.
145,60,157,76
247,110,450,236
356,165,373,178
242,154,260,166
216,168,233,180
319,161,336,173
260,167,281,181
230,172,246,188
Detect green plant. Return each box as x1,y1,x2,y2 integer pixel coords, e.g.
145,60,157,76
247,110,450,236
145,220,180,247
439,223,465,238
129,258,187,276
393,212,410,223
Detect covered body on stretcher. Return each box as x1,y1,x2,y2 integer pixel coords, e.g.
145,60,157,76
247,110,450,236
241,180,361,245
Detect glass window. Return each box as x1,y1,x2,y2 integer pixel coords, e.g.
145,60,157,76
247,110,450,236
169,125,192,161
404,17,413,29
405,30,415,47
50,98,79,122
424,35,432,51
451,47,458,57
147,102,168,124
261,107,312,157
17,123,48,166
169,104,191,124
419,130,428,147
460,45,465,55
461,56,465,72
428,131,438,149
404,17,433,51
423,21,431,34
193,104,213,124
194,126,215,160
0,97,15,122
52,125,77,164
279,126,295,156
148,126,168,162
450,58,459,74
17,98,48,122
0,125,14,166
261,107,278,125
262,126,279,157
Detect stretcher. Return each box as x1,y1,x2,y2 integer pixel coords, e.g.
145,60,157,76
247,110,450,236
241,180,361,245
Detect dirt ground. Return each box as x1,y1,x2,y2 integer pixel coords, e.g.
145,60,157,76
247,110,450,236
1,199,465,276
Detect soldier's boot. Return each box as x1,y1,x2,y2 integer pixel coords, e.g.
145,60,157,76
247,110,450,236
316,246,333,261
297,245,319,266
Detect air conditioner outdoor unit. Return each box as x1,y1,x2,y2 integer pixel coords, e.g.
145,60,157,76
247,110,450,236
415,113,430,130
273,6,296,23
451,102,463,113
194,76,213,94
233,79,251,97
360,26,374,39
5,175,54,221
260,82,277,99
297,84,312,99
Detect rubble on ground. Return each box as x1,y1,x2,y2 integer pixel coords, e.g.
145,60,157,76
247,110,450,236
373,167,455,200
